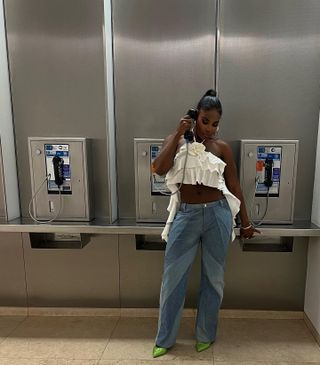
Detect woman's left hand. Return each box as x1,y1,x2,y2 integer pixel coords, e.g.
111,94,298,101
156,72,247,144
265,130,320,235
240,225,261,239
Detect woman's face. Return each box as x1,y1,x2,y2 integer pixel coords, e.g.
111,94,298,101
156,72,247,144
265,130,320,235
195,108,220,140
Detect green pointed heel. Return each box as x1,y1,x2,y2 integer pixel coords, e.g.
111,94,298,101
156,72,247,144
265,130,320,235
152,345,168,358
195,341,212,352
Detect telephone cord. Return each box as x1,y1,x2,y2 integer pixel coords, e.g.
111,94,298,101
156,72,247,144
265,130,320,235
253,186,270,226
28,174,63,224
248,176,270,227
248,176,259,222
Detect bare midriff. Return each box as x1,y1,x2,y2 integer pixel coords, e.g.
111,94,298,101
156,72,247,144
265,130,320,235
180,184,224,203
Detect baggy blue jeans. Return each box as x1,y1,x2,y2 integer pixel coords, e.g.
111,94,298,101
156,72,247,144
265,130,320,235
155,197,233,348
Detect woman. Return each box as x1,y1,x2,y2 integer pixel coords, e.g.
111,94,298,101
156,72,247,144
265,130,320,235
152,90,260,358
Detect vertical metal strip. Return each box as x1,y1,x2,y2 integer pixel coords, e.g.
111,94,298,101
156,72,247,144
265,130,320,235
214,0,221,94
102,0,118,223
0,0,20,220
21,233,30,310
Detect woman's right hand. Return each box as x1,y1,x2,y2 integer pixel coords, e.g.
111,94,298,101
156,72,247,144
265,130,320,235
176,116,193,136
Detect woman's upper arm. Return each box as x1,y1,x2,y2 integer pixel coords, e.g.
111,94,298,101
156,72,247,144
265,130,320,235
161,134,173,149
152,134,179,175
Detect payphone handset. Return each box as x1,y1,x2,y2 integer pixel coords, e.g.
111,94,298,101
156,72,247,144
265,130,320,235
45,144,72,194
183,108,198,142
264,158,273,187
52,155,64,186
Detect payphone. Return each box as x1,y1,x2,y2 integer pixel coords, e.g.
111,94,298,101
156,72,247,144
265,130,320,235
134,138,169,222
240,140,299,224
28,137,93,222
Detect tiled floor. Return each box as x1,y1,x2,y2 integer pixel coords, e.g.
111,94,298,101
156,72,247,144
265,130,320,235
0,315,319,364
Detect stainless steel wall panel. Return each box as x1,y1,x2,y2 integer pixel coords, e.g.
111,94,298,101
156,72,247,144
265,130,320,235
223,238,308,310
4,0,110,219
0,233,27,306
23,233,120,307
113,0,217,218
218,0,320,221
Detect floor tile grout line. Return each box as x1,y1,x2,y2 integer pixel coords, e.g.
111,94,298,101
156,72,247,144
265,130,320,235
97,315,121,362
0,315,29,347
304,313,320,349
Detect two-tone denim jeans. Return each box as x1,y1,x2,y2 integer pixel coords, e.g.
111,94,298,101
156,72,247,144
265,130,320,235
155,197,233,348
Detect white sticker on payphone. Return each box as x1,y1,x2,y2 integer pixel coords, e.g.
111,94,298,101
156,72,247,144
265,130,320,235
256,146,282,197
150,145,170,195
45,144,72,194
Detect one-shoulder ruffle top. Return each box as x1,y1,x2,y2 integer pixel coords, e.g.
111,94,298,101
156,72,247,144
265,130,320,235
162,141,241,242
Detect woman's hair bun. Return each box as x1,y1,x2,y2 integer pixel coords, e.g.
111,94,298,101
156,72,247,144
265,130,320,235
197,89,222,116
204,89,217,97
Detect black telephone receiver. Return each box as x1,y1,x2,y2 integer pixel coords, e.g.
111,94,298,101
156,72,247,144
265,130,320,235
52,155,64,187
184,108,198,142
264,158,273,187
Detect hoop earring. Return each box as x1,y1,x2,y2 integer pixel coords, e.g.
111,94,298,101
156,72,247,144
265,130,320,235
215,126,220,136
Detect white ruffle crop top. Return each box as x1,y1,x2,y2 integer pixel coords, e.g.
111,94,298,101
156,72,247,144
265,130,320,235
161,141,241,242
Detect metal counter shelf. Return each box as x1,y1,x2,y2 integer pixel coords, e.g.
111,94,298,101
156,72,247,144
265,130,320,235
0,218,319,237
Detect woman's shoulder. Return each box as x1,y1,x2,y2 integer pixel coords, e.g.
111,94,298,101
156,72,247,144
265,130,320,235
205,138,233,161
210,139,235,164
210,137,229,147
